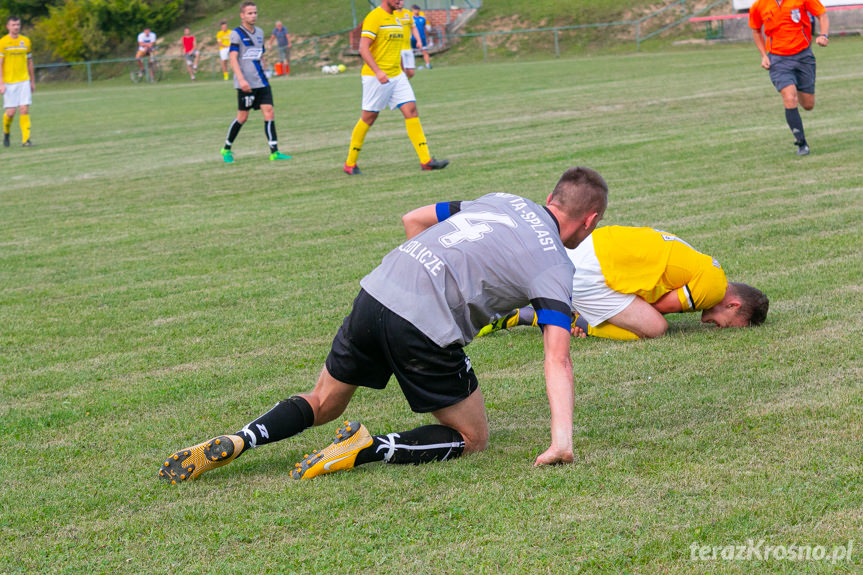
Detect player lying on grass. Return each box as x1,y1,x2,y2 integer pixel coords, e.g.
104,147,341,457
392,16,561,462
158,167,607,484
477,226,769,341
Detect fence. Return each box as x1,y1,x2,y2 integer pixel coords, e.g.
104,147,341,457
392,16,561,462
34,0,744,83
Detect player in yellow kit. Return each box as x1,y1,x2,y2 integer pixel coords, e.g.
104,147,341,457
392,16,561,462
343,0,448,175
397,3,423,78
216,20,232,81
480,226,769,340
0,16,34,147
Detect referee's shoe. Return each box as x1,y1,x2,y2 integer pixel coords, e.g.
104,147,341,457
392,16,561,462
291,421,372,480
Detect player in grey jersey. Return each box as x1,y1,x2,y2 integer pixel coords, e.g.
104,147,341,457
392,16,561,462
220,1,290,163
158,167,608,484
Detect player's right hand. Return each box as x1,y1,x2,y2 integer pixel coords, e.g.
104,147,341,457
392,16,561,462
760,54,770,70
240,80,251,92
376,70,389,84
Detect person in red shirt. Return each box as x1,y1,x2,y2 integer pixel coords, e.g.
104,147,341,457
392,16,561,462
181,28,199,81
749,0,829,156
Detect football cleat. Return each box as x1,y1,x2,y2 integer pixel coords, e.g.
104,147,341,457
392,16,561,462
343,163,362,175
477,309,520,337
3,133,9,147
22,139,32,147
795,143,810,156
269,151,291,161
221,148,234,163
290,421,372,480
421,158,449,171
158,434,244,484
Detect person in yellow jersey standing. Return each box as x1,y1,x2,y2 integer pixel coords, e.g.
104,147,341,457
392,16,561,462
216,20,232,81
343,0,448,175
397,2,423,79
0,16,34,147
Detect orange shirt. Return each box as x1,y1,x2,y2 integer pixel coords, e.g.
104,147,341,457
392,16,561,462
749,0,826,56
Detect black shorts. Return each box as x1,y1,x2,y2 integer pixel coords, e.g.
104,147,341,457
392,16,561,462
768,48,816,94
326,289,478,413
236,85,273,111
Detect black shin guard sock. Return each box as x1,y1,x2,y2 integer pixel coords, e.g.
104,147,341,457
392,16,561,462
355,424,465,466
265,120,278,153
225,119,244,149
785,107,806,145
234,395,314,453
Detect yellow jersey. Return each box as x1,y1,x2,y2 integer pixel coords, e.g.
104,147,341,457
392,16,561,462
216,29,232,49
0,34,31,84
360,6,405,77
397,9,414,50
592,226,727,312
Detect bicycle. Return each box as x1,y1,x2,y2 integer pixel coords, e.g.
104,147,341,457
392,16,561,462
131,48,163,83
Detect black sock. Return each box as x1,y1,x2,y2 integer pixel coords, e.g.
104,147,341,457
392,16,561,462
224,119,244,150
234,396,314,453
354,425,465,466
265,120,278,153
785,107,806,145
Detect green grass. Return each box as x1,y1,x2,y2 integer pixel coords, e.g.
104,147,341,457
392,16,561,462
2,39,863,574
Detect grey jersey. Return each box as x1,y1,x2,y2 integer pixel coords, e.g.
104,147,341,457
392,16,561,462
230,25,268,89
361,193,575,347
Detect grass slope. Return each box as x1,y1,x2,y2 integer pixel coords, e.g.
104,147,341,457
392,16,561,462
2,39,862,573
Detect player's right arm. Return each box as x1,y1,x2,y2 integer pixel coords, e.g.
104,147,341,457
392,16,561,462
358,36,387,84
229,37,250,92
748,6,770,69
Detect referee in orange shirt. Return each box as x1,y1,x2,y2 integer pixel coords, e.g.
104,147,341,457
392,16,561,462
749,0,829,156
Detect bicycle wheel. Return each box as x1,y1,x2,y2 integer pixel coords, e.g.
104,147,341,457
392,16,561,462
150,61,163,82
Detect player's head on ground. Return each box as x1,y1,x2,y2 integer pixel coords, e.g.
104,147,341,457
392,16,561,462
547,166,608,249
701,282,769,328
240,1,257,26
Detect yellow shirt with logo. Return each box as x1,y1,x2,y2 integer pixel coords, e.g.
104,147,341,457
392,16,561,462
397,9,415,50
216,29,232,49
360,6,405,77
0,34,31,84
592,226,728,312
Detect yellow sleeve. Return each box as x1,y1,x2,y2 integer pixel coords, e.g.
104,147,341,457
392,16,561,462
361,9,381,40
676,259,728,311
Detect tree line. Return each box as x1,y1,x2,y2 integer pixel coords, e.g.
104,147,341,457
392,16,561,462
1,0,233,62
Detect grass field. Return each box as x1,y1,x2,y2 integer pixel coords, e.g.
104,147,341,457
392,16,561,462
2,38,862,574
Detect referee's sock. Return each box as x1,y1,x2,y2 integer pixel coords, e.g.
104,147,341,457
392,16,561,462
355,424,465,465
224,119,244,150
233,395,315,455
404,117,431,164
785,107,806,145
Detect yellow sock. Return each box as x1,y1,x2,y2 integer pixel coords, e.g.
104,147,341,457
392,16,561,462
346,118,371,166
223,72,229,80
20,114,30,143
587,322,639,341
404,117,431,164
2,114,11,134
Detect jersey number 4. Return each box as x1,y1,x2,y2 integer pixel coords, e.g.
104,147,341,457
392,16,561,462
438,211,516,248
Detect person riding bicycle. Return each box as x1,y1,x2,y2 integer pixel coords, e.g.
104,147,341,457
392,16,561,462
135,28,157,78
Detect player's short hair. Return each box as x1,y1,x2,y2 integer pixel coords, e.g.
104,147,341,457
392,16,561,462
412,4,421,9
7,15,21,24
240,1,256,12
730,282,769,326
549,166,608,220
220,19,227,25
